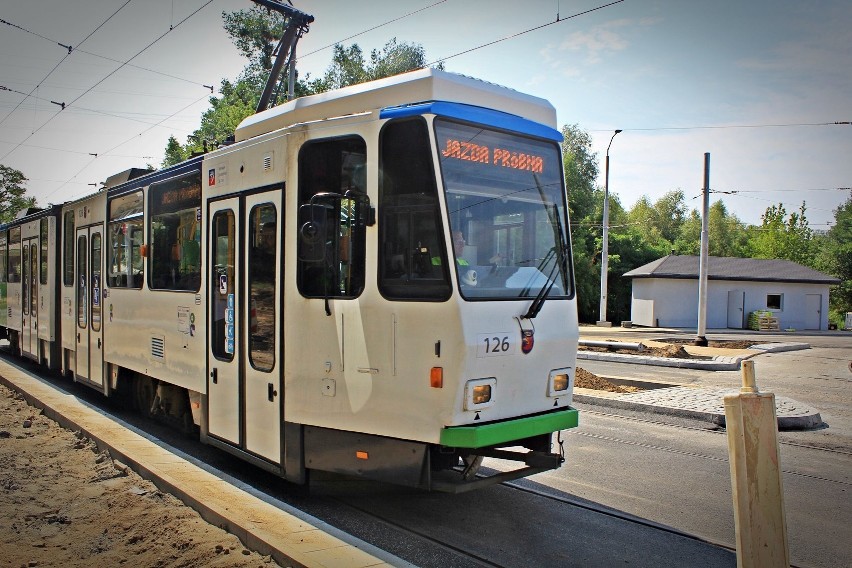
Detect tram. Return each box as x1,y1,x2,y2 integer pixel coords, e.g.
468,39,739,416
0,68,579,491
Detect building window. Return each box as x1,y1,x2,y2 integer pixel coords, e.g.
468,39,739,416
766,294,783,310
149,173,202,291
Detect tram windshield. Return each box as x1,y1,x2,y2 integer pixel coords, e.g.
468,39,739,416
434,119,572,300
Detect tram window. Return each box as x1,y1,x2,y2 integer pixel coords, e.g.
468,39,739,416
149,174,202,291
0,234,6,284
7,227,21,283
77,236,87,328
297,136,367,299
378,119,451,301
22,245,29,315
211,210,235,361
91,234,102,332
30,243,37,317
108,191,143,288
40,218,49,285
248,204,276,372
63,210,75,286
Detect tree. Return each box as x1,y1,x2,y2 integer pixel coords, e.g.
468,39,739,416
0,165,36,223
163,7,437,166
815,194,852,327
674,200,750,257
561,124,600,322
750,202,815,265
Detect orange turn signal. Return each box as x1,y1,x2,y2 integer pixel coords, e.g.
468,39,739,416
356,451,369,460
430,367,443,388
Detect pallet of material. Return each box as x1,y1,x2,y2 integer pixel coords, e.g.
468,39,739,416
747,311,779,331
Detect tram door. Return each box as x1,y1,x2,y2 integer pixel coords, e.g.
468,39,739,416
21,238,38,358
74,227,104,387
207,190,282,464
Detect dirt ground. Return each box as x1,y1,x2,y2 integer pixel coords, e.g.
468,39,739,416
575,367,640,393
0,384,280,568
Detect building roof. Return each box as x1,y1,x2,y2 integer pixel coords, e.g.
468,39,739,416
623,255,841,285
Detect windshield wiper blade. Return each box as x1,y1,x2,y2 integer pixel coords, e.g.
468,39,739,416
523,257,560,319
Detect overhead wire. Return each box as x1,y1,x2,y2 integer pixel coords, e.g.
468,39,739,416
0,1,132,129
426,0,626,66
0,0,215,164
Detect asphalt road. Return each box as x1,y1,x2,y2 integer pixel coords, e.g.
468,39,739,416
573,328,852,568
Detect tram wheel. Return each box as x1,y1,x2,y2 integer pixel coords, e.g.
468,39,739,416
132,374,157,417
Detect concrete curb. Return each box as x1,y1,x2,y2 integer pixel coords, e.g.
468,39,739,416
575,387,823,431
576,342,811,371
576,351,746,370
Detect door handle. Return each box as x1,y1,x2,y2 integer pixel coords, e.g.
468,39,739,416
77,332,80,343
210,368,217,384
97,338,101,349
268,383,278,401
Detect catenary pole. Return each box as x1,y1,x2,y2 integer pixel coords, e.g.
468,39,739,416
695,153,710,346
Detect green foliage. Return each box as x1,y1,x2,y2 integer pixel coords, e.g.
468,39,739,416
673,201,750,257
561,124,600,321
815,194,852,326
163,9,435,166
749,202,814,265
0,164,36,223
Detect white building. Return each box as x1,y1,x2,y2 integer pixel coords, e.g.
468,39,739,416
624,255,840,330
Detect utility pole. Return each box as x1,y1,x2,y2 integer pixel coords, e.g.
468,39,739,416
695,153,710,346
597,129,622,327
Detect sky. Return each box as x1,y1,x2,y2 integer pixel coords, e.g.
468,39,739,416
1,0,850,229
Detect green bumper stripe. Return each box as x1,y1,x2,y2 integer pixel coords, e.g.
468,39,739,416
440,408,579,449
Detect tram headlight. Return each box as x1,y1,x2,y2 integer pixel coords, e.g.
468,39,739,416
464,378,496,410
548,368,573,398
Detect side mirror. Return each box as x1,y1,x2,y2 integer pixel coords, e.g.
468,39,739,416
298,203,329,262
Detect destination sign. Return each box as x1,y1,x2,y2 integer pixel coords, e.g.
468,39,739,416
441,138,544,174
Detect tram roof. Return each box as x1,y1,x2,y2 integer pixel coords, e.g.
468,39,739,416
235,68,557,142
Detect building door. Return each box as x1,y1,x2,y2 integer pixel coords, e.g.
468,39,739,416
21,238,38,358
727,290,745,329
805,294,822,330
75,227,104,387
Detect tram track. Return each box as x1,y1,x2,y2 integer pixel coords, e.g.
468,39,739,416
3,353,839,567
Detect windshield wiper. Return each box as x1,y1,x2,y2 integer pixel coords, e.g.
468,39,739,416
523,176,569,319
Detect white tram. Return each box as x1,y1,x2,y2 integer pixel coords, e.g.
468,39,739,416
0,69,579,490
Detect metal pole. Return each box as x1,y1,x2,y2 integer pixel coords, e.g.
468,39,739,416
597,129,622,327
695,152,710,346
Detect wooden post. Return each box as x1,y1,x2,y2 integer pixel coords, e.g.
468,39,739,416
724,360,790,567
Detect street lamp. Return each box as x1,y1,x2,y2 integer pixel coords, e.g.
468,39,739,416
597,129,622,327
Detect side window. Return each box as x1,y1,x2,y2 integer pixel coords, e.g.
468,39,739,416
0,233,6,285
108,191,144,288
149,174,202,291
378,119,450,300
248,204,277,372
297,136,367,299
91,233,102,332
211,211,235,361
40,218,49,285
8,227,21,284
63,210,74,286
77,236,87,328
